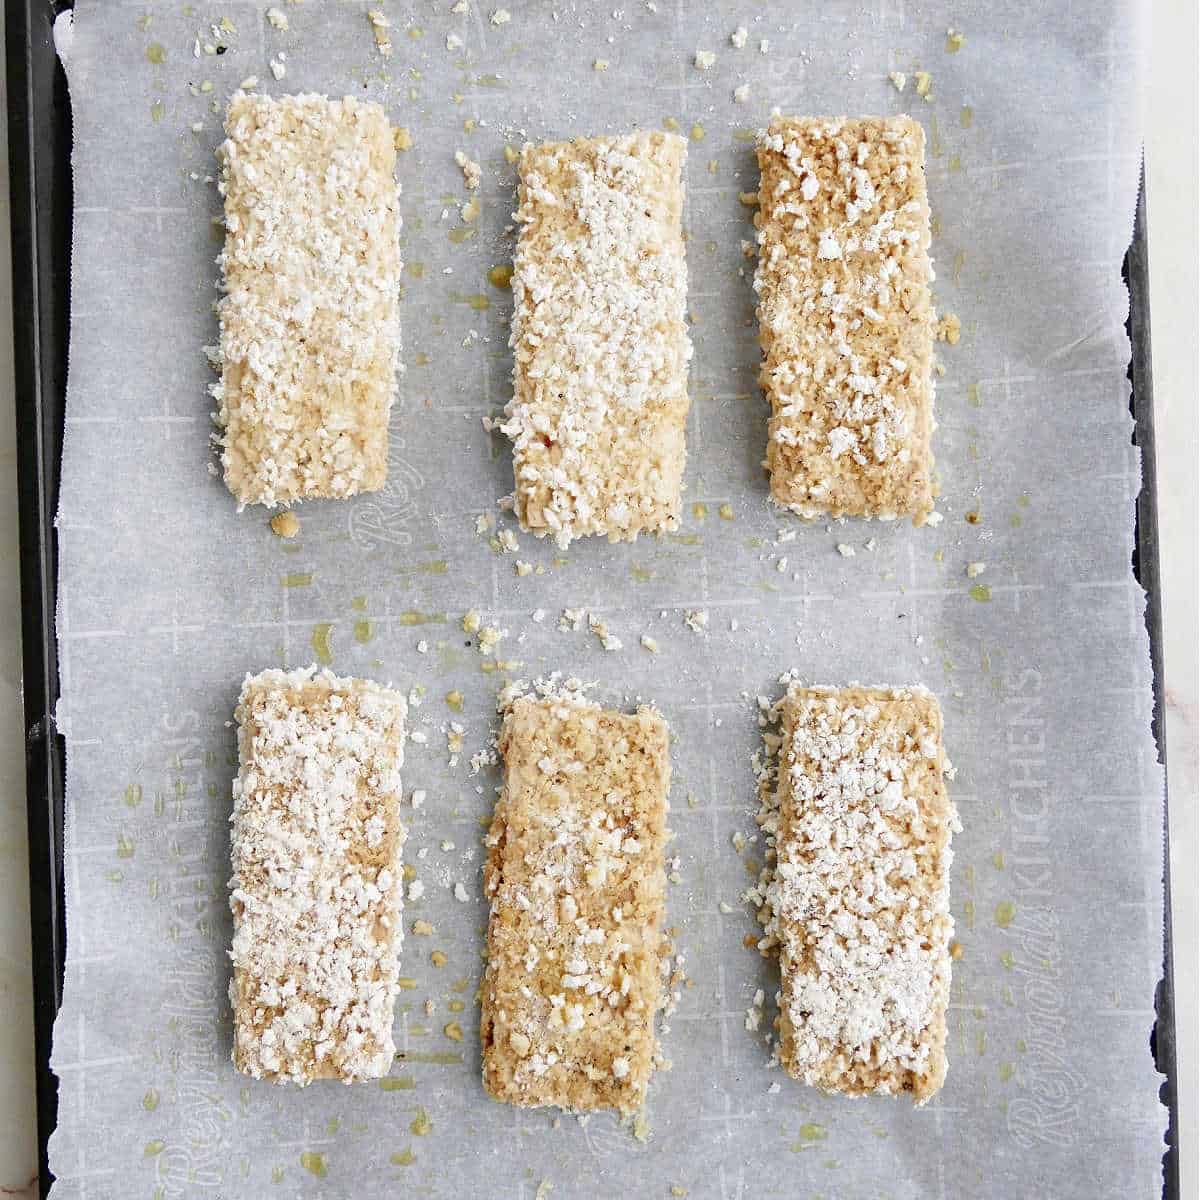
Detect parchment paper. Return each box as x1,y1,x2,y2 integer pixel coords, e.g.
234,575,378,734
49,2,1165,1197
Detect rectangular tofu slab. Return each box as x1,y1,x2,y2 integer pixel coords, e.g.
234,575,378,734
755,116,936,522
481,687,671,1114
772,684,957,1103
502,131,692,547
229,666,407,1084
215,93,401,507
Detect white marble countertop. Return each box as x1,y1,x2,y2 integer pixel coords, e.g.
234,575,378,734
0,4,1194,1197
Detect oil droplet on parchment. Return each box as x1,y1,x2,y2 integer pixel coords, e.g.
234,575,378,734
311,624,334,664
300,1152,327,1178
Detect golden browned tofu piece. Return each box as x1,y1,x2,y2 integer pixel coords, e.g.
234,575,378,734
481,688,671,1114
755,117,936,522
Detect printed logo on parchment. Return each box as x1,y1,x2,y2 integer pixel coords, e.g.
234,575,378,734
1002,669,1082,1149
348,434,425,549
155,708,232,1195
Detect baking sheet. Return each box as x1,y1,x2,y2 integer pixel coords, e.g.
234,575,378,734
48,2,1165,1197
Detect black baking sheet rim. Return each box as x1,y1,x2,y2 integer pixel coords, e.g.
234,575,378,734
5,1,1178,1195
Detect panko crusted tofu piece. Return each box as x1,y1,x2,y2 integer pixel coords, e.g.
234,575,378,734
215,93,402,508
481,688,671,1115
501,132,692,548
771,685,958,1103
229,666,407,1084
754,116,936,522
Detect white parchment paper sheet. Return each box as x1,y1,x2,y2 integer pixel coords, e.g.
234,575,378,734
49,2,1165,1197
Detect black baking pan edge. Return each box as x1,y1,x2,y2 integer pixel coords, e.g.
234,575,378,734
5,2,1178,1195
1126,181,1178,1199
7,0,72,1195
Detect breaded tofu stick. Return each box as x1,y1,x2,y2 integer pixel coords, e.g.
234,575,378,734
755,117,936,522
501,132,692,548
229,666,407,1084
215,93,401,508
771,685,958,1103
481,684,671,1114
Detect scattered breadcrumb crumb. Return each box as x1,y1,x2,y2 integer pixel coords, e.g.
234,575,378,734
836,544,856,558
270,511,300,538
889,71,907,92
593,58,609,71
733,83,750,103
477,625,505,655
558,608,586,633
640,634,660,653
694,49,716,70
759,38,770,54
454,149,481,190
745,1000,763,1031
914,70,933,98
946,28,965,52
936,313,961,344
588,613,622,652
498,528,519,553
265,7,289,31
490,7,511,24
446,32,464,51
730,26,747,49
683,609,709,634
462,609,482,635
393,126,413,151
367,10,393,57
514,560,533,577
966,561,987,578
453,882,470,902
